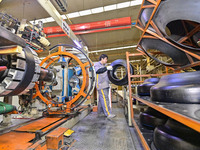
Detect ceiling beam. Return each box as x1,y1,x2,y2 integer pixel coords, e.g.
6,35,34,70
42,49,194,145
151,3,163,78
37,0,84,48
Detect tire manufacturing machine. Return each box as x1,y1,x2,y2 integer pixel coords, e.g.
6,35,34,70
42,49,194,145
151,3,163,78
0,14,96,150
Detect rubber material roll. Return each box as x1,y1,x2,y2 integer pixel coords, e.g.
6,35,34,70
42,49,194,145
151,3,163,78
140,38,190,66
154,124,200,150
151,71,200,104
139,107,168,130
137,78,159,96
107,59,134,86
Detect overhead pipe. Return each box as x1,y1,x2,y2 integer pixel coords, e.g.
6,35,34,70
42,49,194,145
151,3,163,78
47,26,131,38
43,17,133,37
0,66,7,72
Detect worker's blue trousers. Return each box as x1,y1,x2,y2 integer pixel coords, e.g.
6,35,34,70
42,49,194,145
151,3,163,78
97,87,111,116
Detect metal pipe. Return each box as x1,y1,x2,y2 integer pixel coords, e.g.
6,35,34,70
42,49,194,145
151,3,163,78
0,66,7,71
43,17,132,34
39,68,54,82
46,26,131,37
0,101,15,114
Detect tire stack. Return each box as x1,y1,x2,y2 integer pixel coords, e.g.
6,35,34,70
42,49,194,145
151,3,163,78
139,107,168,130
137,0,200,69
137,78,160,96
136,0,200,149
137,78,168,130
138,78,168,130
150,72,200,150
151,71,200,104
153,119,200,150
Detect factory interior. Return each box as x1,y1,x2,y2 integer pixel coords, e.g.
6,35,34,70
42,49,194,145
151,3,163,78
0,0,200,149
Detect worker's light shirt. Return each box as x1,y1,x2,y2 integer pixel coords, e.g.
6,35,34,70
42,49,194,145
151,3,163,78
94,61,110,90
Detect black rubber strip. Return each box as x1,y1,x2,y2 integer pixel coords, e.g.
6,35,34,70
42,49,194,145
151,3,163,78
8,47,35,95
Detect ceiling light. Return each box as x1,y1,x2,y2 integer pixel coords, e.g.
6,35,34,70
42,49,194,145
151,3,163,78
104,4,117,11
30,1,142,24
45,17,54,23
91,7,104,14
89,45,137,53
30,19,40,25
117,2,130,9
67,12,80,18
130,0,142,6
61,15,67,19
79,10,92,16
40,19,48,23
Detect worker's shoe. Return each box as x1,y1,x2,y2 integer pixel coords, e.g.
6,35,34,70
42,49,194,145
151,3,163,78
107,114,116,119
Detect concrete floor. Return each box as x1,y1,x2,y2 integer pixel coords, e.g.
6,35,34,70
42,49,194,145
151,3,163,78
66,103,143,150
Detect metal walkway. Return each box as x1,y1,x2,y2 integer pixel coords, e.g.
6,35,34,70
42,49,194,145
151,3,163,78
67,103,143,150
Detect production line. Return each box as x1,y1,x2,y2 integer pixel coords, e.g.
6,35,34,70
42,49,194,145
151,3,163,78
0,0,200,150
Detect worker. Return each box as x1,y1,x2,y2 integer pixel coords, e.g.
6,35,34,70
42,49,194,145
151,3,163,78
94,54,116,119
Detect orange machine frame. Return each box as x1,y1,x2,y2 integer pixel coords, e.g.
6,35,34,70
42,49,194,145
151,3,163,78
33,46,90,115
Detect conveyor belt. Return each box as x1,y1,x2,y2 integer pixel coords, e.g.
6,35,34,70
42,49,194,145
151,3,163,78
15,117,66,132
0,116,69,150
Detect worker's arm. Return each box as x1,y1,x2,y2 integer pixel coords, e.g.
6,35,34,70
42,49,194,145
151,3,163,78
96,67,107,74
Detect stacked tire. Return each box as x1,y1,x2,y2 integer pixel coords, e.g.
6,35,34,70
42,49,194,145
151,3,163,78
153,119,200,150
139,107,168,130
137,78,160,96
150,71,200,149
138,0,200,69
151,71,200,104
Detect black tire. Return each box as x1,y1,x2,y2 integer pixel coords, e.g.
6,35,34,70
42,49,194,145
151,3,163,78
154,125,200,150
151,71,200,104
141,8,154,27
139,107,168,130
143,78,160,84
140,38,190,66
154,0,200,37
137,78,160,96
165,119,200,137
153,0,200,51
107,59,134,86
137,83,156,96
